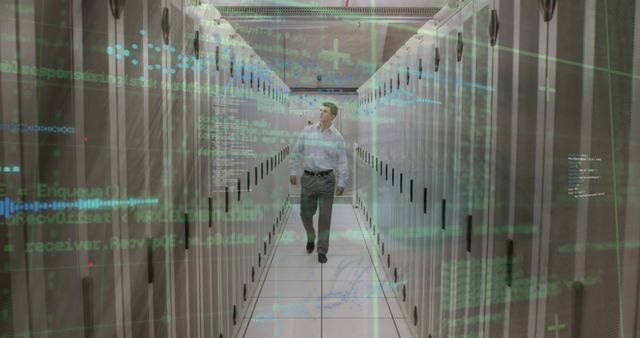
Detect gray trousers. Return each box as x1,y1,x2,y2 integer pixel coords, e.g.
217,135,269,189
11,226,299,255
300,172,336,255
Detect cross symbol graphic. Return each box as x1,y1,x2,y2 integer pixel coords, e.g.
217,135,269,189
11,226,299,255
547,314,565,338
319,38,351,70
539,78,556,102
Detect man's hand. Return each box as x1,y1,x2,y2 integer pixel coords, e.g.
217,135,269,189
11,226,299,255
336,186,344,196
290,176,297,185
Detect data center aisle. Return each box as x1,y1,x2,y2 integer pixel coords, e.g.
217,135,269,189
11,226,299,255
239,204,414,338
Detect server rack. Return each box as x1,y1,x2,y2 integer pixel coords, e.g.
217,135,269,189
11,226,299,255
0,1,293,337
355,0,640,337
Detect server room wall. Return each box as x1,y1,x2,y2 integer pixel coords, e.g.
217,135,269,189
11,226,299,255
355,0,640,338
0,1,294,338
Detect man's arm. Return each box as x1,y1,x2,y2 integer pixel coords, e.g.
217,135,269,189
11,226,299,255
336,138,349,195
289,129,305,184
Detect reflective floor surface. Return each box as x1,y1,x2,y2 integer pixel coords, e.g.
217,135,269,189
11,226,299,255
239,204,414,338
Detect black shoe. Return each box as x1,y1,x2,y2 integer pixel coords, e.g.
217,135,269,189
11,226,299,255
318,253,327,264
306,241,315,254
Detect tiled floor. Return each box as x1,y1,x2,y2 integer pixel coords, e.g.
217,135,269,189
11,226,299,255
240,204,415,338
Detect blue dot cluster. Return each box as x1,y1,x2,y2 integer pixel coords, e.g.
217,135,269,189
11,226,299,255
106,44,136,64
104,27,281,84
1,166,20,173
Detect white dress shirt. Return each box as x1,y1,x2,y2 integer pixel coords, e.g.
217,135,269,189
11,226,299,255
289,122,349,188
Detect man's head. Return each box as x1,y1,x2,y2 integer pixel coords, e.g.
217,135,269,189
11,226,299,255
319,102,338,124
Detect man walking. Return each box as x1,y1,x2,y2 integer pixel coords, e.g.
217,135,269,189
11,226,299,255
289,102,349,263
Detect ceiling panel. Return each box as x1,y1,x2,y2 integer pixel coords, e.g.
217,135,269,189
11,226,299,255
212,0,344,6
229,19,423,88
348,0,445,6
214,0,442,88
211,0,446,8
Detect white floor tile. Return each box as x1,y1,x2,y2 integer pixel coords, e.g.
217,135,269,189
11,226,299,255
322,318,399,338
277,231,311,246
380,279,404,296
330,229,367,242
323,266,377,281
396,319,416,338
242,205,413,338
271,255,319,267
275,241,309,249
265,267,321,281
330,221,360,229
330,239,366,247
274,249,312,257
387,297,406,318
260,280,321,298
246,297,322,319
244,318,321,338
323,255,374,268
327,246,369,255
323,298,393,318
323,280,385,298
279,228,308,237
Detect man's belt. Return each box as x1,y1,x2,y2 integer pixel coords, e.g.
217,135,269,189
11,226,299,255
304,169,333,177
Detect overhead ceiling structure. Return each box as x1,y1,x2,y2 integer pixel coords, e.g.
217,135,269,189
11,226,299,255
213,0,445,90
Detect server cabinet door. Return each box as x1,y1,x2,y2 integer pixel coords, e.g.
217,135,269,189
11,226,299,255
405,37,423,333
416,32,437,338
228,42,244,338
183,9,201,337
448,2,486,336
620,1,640,334
220,29,235,337
495,0,548,336
401,48,414,306
430,24,451,337
0,2,27,334
237,50,251,319
165,1,189,336
538,1,638,337
480,0,522,336
199,22,219,338
194,14,212,338
139,1,178,337
463,0,499,336
118,0,158,336
207,25,228,338
2,1,89,336
143,1,174,336
387,57,400,297
81,1,128,337
438,17,461,338
387,62,398,280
